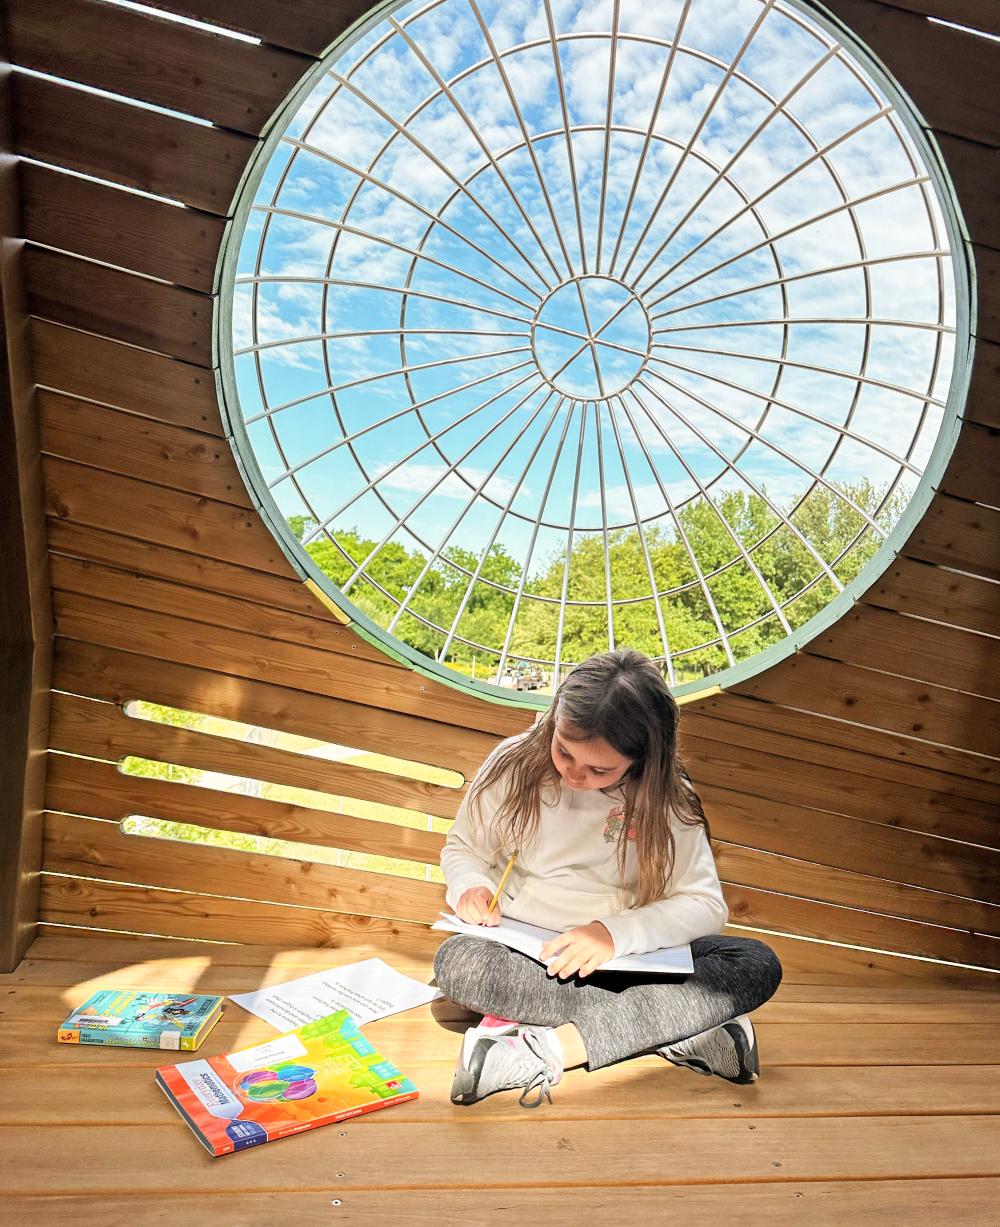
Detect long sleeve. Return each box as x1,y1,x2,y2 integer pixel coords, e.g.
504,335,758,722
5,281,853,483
598,818,729,958
440,740,518,912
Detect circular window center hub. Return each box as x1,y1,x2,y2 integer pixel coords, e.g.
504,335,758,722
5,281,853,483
532,276,650,399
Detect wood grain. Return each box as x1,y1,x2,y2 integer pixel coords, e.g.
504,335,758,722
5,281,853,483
804,601,1000,701
50,588,533,736
860,554,1000,638
0,53,50,970
40,392,251,506
30,318,223,434
940,421,1000,508
8,0,310,135
730,652,1000,759
12,71,255,214
135,0,377,58
20,161,226,293
46,751,446,863
42,811,446,923
825,0,1000,145
24,245,212,364
689,689,1000,798
47,691,466,820
53,639,502,777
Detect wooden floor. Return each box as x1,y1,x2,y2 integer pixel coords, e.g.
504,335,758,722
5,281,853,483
3,932,1000,1225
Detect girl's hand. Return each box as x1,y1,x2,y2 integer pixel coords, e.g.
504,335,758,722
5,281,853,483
456,886,502,926
541,921,615,979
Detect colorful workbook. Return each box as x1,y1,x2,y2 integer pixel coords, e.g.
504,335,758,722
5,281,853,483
58,989,224,1050
156,1009,419,1156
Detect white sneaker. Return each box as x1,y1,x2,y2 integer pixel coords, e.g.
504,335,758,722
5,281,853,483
451,1024,564,1107
660,1014,760,1084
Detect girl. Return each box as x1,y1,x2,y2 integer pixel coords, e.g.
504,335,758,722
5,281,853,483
435,648,783,1108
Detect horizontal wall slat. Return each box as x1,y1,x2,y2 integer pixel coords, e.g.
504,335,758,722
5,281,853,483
694,691,1000,800
860,555,1000,639
48,692,466,820
39,804,1000,974
938,421,1000,507
965,338,1000,428
935,133,1000,256
30,319,223,434
716,843,1000,959
20,162,225,293
975,242,1000,343
44,455,297,575
722,878,1000,970
51,589,531,736
731,650,1000,759
53,640,503,778
45,724,1000,933
700,776,999,901
12,72,255,215
863,0,1000,35
46,752,446,864
825,0,1000,145
47,518,351,621
36,879,1000,990
43,811,444,921
50,553,353,653
684,728,999,851
40,393,251,507
716,819,996,932
807,603,1000,701
904,491,1000,581
136,0,373,58
25,246,212,363
13,930,998,995
8,0,309,135
39,874,443,954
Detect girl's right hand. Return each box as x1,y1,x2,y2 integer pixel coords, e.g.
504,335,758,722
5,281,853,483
456,886,501,926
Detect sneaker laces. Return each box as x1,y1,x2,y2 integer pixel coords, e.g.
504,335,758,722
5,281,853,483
516,1028,560,1108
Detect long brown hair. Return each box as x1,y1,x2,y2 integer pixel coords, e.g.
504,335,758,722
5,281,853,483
467,648,711,908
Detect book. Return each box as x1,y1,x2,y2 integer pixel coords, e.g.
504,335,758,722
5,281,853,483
432,912,694,975
156,1009,418,1155
58,989,224,1050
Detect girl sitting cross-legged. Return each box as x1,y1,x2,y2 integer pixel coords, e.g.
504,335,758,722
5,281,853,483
434,647,784,1108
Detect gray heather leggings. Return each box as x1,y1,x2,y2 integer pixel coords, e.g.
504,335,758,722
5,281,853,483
434,932,783,1070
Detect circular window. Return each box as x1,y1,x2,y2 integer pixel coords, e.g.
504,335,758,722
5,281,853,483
219,0,969,700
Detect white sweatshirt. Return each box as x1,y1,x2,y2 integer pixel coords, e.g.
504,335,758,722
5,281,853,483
441,736,729,958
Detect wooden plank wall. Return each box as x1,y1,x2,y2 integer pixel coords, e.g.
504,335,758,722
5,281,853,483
4,0,998,977
0,16,52,972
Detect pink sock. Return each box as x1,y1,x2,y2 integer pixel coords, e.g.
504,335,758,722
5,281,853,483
479,1013,519,1028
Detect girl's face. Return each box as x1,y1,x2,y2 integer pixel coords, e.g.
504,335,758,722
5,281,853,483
551,717,634,791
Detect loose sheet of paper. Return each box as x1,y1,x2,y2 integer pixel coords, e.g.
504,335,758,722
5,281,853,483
230,958,443,1030
432,914,693,975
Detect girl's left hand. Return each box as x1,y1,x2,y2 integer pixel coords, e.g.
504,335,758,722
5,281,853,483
541,921,615,979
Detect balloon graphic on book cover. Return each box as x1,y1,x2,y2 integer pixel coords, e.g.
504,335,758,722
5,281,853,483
235,1064,318,1104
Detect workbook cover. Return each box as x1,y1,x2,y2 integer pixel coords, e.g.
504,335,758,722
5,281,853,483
58,989,224,1050
155,1009,419,1155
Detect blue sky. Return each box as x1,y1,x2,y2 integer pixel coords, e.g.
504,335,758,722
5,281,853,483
226,0,958,667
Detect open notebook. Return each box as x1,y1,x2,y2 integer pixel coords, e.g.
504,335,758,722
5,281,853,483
432,913,693,975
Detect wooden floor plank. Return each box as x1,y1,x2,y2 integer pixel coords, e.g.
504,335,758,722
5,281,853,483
4,1010,997,1070
8,1182,1000,1227
2,1062,999,1125
2,931,997,1222
4,1116,1000,1193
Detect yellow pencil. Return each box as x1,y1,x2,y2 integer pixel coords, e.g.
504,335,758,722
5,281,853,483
487,853,517,914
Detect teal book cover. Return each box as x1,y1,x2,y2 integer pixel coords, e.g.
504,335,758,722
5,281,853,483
58,989,224,1050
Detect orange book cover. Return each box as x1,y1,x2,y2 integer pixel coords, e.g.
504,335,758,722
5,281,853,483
156,1009,418,1155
